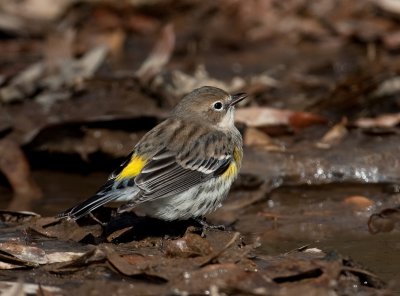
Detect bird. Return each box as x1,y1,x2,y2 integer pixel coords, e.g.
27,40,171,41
58,86,246,225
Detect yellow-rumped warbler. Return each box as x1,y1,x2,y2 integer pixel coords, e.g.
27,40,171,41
59,86,246,222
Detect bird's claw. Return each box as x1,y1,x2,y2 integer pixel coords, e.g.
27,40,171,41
194,218,225,237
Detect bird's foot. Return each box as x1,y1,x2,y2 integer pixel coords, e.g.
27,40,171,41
194,217,225,237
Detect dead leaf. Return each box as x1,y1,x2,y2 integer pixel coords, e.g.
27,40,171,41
44,247,106,273
106,226,134,243
28,217,102,242
236,107,327,129
163,233,213,258
368,207,400,234
343,195,374,210
105,246,169,281
0,210,40,223
0,63,45,103
0,242,47,267
353,113,400,128
316,118,348,149
135,23,175,85
199,232,240,267
372,0,400,15
167,65,246,99
370,76,400,98
244,127,285,151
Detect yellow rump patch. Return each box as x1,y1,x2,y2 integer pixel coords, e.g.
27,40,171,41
222,162,238,179
222,147,241,180
233,147,242,163
116,154,147,180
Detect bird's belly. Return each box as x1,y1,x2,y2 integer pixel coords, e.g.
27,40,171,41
137,176,234,221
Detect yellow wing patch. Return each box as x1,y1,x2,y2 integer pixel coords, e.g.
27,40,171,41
116,154,147,180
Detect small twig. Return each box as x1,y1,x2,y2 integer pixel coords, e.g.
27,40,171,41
341,266,381,280
199,232,240,267
284,244,311,255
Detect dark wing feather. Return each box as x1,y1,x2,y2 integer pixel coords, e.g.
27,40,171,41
134,148,231,201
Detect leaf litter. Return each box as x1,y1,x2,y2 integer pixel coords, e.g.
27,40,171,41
0,211,387,295
0,0,400,295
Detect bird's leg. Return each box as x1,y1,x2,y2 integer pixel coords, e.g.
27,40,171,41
89,212,108,227
194,217,225,236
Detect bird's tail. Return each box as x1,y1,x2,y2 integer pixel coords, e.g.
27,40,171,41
57,181,139,220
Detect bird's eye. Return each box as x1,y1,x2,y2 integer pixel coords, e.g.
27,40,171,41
213,101,223,110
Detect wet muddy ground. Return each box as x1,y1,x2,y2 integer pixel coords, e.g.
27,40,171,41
1,0,400,295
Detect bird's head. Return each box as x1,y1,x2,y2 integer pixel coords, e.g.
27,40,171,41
172,86,247,128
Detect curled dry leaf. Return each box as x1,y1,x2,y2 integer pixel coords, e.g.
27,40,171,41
0,242,47,266
0,210,39,223
316,119,348,149
0,241,90,269
235,107,327,129
45,247,106,273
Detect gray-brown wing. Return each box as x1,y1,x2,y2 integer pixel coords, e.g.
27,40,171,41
134,148,231,201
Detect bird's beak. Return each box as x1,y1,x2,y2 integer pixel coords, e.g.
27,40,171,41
229,92,247,107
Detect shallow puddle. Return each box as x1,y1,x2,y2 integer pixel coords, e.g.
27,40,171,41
235,184,400,288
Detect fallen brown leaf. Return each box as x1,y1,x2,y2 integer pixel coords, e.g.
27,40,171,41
0,242,47,267
236,107,327,129
44,247,106,273
166,65,246,100
316,118,348,149
163,233,213,258
353,113,400,128
244,127,285,151
368,207,400,234
0,210,39,223
343,195,374,210
135,23,175,85
28,217,102,243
